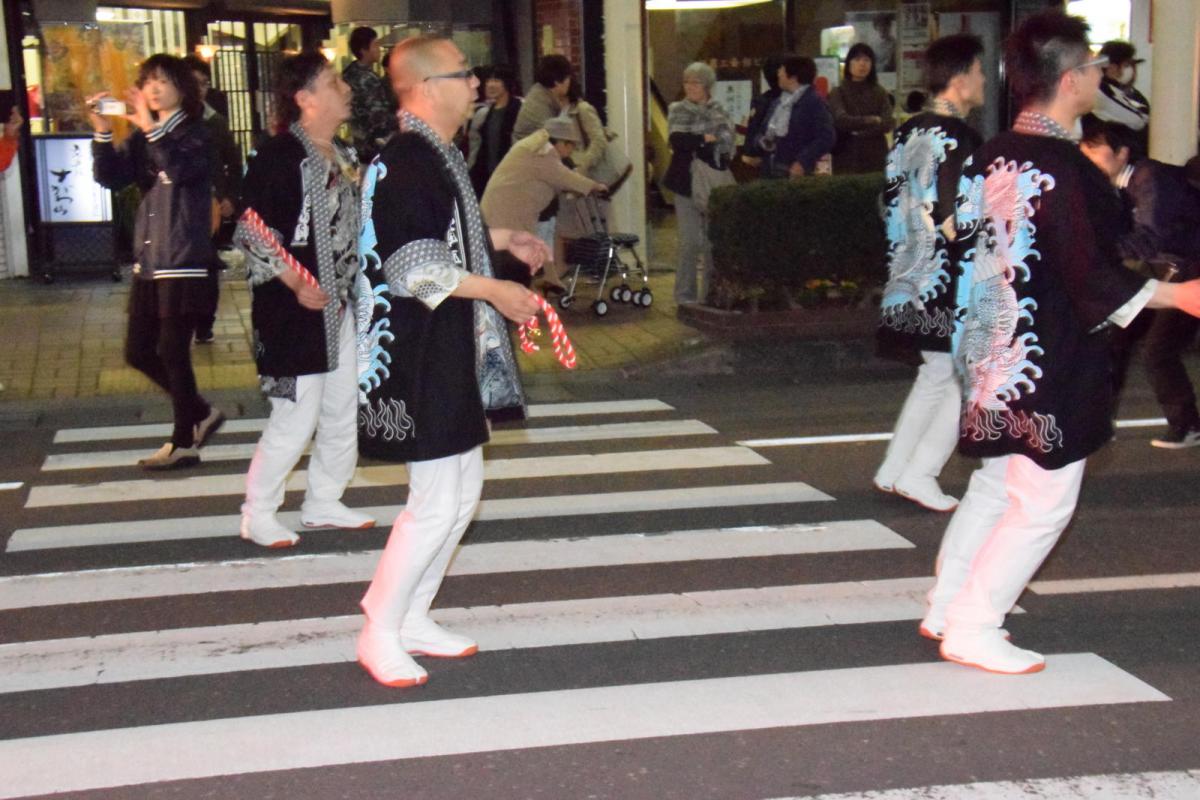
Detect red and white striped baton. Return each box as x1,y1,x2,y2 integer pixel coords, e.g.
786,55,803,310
239,207,321,290
518,294,577,370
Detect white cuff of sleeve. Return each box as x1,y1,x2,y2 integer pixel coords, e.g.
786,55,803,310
1107,279,1157,329
93,131,114,143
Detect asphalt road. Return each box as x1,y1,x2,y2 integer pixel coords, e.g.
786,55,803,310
0,365,1197,799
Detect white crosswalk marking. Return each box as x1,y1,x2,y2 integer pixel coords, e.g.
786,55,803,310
43,417,714,471
0,521,912,609
49,399,676,444
0,654,1167,799
26,444,763,507
6,482,831,551
0,576,964,693
776,771,1200,800
0,399,1182,799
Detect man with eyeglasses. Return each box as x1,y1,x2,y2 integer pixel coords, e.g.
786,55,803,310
927,11,1200,675
354,36,550,688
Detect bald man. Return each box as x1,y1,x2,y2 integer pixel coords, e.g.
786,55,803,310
355,36,550,688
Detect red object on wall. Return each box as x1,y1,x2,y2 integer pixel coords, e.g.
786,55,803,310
533,0,584,66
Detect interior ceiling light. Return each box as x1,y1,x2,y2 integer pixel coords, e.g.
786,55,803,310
646,0,775,10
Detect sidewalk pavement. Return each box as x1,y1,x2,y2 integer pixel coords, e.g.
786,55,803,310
0,246,705,404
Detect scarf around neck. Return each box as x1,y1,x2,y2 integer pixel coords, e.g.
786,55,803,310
397,110,526,415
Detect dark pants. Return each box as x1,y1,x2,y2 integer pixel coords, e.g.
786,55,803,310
196,270,220,338
1144,309,1200,429
1110,308,1200,430
125,312,209,447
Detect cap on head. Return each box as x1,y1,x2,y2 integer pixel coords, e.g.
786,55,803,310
543,116,580,143
1098,40,1143,66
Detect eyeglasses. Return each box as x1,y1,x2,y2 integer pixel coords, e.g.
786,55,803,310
424,68,474,82
1073,55,1110,72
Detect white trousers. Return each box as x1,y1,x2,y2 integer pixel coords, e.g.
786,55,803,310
875,350,961,487
242,311,359,519
360,446,485,629
931,454,1086,632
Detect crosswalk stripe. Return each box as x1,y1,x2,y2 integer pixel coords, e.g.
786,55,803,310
739,417,1173,448
26,444,763,508
0,576,951,692
49,399,676,444
1029,572,1200,594
773,770,1200,800
42,418,715,472
0,653,1166,799
0,521,911,610
6,482,832,551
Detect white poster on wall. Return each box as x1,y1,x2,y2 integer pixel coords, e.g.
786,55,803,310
898,2,932,95
814,56,841,99
712,80,753,126
35,136,113,224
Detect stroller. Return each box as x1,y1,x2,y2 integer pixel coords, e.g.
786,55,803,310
558,194,651,316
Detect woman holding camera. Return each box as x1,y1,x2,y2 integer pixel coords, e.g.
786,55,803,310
90,54,224,470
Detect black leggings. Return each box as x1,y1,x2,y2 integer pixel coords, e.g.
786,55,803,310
125,312,209,447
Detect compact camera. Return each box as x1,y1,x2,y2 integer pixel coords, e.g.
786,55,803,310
90,98,127,116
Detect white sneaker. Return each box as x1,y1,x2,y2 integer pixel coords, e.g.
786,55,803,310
300,501,375,530
894,476,958,512
919,617,1008,642
357,622,429,687
239,515,299,548
401,617,478,658
940,628,1044,674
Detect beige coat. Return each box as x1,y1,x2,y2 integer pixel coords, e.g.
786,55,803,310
480,129,596,234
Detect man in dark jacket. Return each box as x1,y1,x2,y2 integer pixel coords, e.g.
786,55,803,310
355,36,549,688
1081,121,1200,448
930,12,1200,675
740,55,782,170
234,53,372,548
343,26,398,164
468,65,522,197
875,34,986,516
756,55,835,178
184,55,243,343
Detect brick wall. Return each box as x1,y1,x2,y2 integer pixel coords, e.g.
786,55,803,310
533,0,583,67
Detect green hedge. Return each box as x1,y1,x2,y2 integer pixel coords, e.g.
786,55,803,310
708,173,887,302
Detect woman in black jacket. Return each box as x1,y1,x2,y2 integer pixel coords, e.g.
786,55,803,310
91,54,224,470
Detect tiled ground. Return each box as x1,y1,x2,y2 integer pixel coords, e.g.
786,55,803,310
0,214,697,399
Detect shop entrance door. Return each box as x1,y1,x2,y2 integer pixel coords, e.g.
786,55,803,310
203,19,306,156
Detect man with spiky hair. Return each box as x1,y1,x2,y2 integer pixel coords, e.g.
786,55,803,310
874,34,986,515
929,12,1200,675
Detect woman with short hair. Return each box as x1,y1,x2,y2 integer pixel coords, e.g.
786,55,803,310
663,61,735,305
90,54,224,470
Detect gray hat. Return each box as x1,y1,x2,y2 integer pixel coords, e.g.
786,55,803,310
543,116,581,143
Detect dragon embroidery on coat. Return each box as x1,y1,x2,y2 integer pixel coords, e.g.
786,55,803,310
355,160,409,441
953,156,1063,453
880,126,957,337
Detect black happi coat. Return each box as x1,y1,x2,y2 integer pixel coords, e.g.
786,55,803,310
878,111,983,363
235,127,360,380
357,118,527,464
952,132,1146,469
